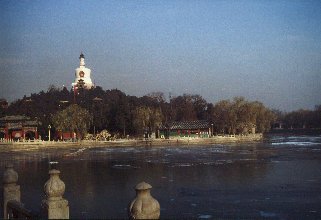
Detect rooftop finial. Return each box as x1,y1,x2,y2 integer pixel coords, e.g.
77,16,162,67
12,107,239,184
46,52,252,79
79,52,85,59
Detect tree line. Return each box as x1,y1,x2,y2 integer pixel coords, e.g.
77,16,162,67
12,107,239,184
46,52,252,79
1,85,298,138
273,106,321,130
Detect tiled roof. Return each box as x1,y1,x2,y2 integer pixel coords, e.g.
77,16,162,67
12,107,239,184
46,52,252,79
0,115,30,121
24,120,41,126
0,115,40,126
160,120,210,130
93,97,103,101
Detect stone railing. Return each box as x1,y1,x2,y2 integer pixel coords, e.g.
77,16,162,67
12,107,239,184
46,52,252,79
3,164,22,219
6,200,36,219
2,164,160,219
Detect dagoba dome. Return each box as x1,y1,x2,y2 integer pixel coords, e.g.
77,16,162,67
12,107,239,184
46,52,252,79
72,53,94,89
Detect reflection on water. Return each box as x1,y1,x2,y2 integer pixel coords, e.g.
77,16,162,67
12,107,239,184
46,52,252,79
0,135,321,219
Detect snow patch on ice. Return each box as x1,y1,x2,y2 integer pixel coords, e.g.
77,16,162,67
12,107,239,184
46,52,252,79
271,141,320,146
259,211,277,217
198,214,212,219
112,164,139,169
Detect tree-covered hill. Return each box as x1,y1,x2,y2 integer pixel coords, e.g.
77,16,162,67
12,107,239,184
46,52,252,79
2,85,291,138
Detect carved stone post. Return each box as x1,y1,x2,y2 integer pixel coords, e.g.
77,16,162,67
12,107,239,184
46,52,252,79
42,169,69,219
128,182,160,219
3,164,21,219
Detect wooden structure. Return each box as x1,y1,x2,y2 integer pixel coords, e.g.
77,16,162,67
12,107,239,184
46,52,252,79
158,120,211,139
0,115,40,140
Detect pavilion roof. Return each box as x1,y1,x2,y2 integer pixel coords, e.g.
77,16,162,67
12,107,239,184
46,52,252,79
160,120,210,130
0,115,30,122
24,120,41,126
93,97,103,101
0,115,41,127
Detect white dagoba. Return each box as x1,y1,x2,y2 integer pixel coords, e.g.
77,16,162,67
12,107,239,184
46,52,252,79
72,53,94,89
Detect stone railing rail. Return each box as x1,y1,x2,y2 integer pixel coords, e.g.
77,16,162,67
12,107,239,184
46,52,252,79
6,200,36,219
2,164,160,219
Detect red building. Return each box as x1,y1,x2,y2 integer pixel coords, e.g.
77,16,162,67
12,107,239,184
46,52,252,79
158,120,211,139
55,131,77,141
0,115,40,140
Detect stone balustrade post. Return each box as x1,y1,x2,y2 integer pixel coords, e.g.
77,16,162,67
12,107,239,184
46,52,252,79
128,181,160,219
42,169,69,219
3,164,21,219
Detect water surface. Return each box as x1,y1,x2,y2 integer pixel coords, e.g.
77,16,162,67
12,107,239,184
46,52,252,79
0,134,321,219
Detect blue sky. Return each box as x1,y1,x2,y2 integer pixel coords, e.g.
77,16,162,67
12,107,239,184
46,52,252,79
1,0,321,111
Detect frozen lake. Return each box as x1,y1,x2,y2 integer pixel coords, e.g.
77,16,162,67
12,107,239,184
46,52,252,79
1,134,321,219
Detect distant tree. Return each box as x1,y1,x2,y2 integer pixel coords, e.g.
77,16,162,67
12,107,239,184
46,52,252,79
91,98,105,133
211,97,275,134
252,101,276,133
47,84,61,93
212,99,232,134
170,95,196,121
205,103,214,121
314,105,321,128
105,89,130,133
132,106,163,135
272,109,285,121
274,105,321,129
283,109,315,129
233,97,255,134
191,94,208,120
169,94,208,121
146,92,166,103
51,104,92,139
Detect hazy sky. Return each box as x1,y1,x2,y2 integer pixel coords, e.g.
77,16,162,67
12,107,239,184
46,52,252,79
1,0,321,111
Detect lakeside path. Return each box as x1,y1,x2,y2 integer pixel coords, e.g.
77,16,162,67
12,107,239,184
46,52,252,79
0,134,263,152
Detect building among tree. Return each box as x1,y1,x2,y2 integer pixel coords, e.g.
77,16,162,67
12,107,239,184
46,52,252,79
158,120,211,139
0,99,8,109
0,115,40,140
71,53,94,90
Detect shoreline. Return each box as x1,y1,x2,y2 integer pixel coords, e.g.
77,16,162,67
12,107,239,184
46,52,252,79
0,134,263,151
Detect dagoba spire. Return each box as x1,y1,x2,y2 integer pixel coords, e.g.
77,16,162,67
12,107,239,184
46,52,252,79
79,52,85,66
